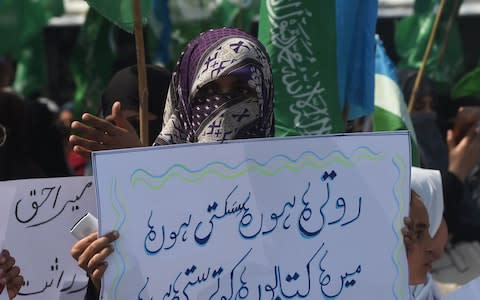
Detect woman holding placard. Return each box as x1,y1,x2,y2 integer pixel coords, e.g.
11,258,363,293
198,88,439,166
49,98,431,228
70,28,275,299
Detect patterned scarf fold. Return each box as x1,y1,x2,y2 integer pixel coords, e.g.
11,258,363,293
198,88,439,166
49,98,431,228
154,28,274,145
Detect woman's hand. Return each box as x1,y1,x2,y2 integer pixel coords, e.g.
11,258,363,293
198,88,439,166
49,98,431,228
69,102,142,157
70,231,119,291
0,249,24,299
447,126,480,182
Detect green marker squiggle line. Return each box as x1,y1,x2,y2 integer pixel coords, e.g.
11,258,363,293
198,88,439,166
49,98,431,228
392,154,408,299
108,179,121,300
131,150,384,190
110,181,130,300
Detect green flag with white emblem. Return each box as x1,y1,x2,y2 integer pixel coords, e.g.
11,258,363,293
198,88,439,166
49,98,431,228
258,0,344,136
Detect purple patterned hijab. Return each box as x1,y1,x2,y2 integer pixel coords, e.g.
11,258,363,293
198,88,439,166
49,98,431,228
154,28,274,145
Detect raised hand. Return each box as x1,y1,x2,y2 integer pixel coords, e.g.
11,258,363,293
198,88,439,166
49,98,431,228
69,102,142,157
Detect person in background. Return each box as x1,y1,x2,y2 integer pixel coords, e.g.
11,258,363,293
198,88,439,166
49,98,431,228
58,101,87,176
0,91,44,180
399,69,480,243
0,250,23,299
0,57,14,92
70,64,171,160
26,96,72,177
59,101,75,130
69,28,274,299
73,64,171,177
405,167,447,300
100,65,171,145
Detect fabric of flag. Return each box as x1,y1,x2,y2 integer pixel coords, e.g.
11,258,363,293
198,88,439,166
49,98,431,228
85,0,151,33
336,0,377,121
374,37,420,166
12,35,48,97
0,0,63,56
395,0,464,94
149,0,171,66
452,67,480,100
70,10,116,117
258,0,344,136
0,0,63,96
212,0,260,31
167,0,260,66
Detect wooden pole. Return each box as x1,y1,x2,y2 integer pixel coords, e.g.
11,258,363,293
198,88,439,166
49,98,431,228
133,0,149,146
408,0,447,112
436,0,461,65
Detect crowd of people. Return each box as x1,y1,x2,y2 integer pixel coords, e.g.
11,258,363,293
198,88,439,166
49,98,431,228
1,26,480,300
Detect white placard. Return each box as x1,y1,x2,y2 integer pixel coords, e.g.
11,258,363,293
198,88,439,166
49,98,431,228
93,132,411,299
0,186,16,240
0,176,96,300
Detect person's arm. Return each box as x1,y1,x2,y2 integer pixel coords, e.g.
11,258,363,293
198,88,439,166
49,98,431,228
0,249,23,299
441,171,464,232
84,278,99,300
71,231,119,299
447,127,480,183
443,126,480,241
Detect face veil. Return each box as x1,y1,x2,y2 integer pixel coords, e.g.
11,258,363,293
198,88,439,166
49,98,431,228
154,28,274,145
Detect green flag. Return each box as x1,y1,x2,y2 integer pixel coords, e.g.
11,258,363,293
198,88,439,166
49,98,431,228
13,35,48,97
70,10,116,117
85,0,151,33
0,0,22,55
2,0,64,96
374,38,420,166
168,0,260,66
212,0,260,31
452,67,480,100
395,0,464,95
0,0,63,56
258,0,343,136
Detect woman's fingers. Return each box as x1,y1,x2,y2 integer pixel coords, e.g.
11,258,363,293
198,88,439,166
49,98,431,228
4,266,20,284
77,231,119,271
90,263,108,290
8,276,24,300
71,232,99,261
72,145,92,158
81,113,119,136
0,256,15,275
0,249,10,264
71,120,96,138
69,135,108,153
71,121,110,143
87,246,114,275
9,274,24,295
109,101,135,133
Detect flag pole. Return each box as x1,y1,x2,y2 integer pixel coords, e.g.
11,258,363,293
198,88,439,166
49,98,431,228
408,0,447,112
133,0,149,146
436,0,462,65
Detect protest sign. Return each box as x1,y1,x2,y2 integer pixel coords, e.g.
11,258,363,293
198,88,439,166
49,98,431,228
0,186,16,241
0,240,8,300
0,176,96,300
93,132,411,299
0,187,16,300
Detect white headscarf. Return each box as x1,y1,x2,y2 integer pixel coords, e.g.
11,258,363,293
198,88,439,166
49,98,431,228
409,167,445,300
411,167,444,237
